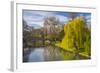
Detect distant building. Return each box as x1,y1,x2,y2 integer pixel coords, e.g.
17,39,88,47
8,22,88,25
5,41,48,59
43,16,62,34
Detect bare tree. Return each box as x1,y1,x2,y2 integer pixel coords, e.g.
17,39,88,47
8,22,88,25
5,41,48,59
69,12,76,21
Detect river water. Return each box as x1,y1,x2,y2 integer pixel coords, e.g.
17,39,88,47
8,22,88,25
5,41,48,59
23,46,88,62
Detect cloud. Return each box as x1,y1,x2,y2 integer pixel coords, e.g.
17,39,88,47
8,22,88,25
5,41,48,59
23,10,91,29
23,10,68,28
29,21,44,27
54,14,69,23
85,15,91,24
85,14,91,20
84,14,91,29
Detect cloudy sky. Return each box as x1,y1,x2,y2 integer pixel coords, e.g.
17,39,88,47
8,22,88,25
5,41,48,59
23,10,91,29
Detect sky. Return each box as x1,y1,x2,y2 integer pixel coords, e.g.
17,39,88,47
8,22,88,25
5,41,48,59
23,10,91,29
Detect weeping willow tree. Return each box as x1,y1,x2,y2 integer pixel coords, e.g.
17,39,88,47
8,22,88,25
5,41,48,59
59,16,91,58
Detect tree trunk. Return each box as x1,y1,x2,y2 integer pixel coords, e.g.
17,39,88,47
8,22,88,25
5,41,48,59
74,41,79,59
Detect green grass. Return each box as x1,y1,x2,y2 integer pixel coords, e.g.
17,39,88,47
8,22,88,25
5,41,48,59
54,40,90,59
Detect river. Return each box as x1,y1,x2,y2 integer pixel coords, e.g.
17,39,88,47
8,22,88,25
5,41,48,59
23,46,88,62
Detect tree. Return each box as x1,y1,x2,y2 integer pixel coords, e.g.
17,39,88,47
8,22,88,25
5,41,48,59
59,16,91,58
23,20,34,48
68,12,76,20
23,20,29,48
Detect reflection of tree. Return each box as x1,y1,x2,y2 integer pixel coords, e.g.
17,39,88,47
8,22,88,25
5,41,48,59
44,46,63,61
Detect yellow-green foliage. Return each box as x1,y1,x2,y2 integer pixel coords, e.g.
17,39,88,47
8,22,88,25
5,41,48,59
57,17,91,56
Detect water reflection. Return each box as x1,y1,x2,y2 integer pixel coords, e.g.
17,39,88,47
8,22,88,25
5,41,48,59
23,45,88,62
44,46,63,61
28,46,63,62
28,48,44,62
